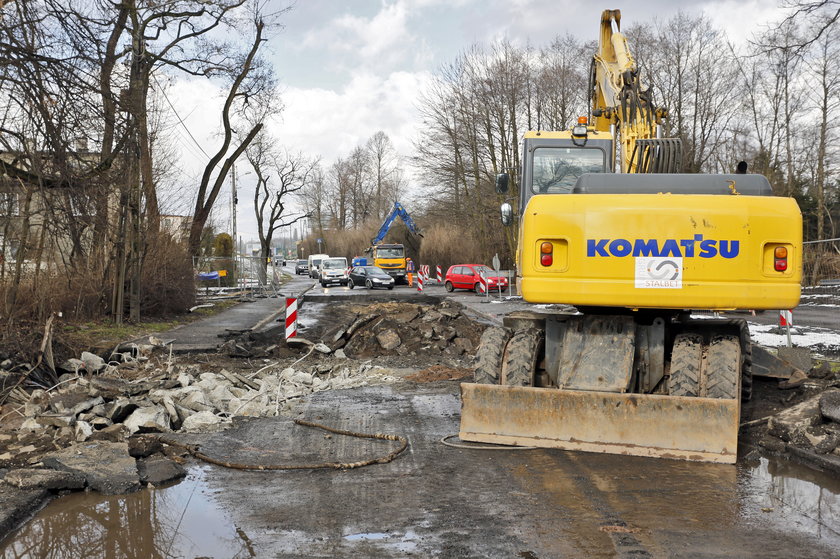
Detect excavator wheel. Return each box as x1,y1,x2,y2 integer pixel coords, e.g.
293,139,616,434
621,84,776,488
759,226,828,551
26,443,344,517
502,329,544,387
473,327,512,384
705,335,741,400
668,333,703,397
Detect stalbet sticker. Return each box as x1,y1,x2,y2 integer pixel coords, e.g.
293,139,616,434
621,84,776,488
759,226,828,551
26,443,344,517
635,257,682,288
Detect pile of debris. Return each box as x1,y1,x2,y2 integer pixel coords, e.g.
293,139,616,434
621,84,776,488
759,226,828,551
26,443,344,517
218,300,485,364
749,356,840,465
0,356,400,478
0,299,488,498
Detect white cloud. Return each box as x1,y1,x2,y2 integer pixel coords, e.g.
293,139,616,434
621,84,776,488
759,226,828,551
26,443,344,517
301,2,414,65
699,0,788,46
270,69,433,166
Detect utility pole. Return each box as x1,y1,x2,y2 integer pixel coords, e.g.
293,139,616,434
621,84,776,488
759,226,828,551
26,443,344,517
231,162,238,287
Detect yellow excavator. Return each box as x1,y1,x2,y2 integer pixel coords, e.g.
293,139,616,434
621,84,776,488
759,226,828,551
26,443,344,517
458,10,802,463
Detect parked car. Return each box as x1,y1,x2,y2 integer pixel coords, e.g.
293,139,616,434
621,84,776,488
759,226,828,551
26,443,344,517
348,266,395,290
444,264,508,293
295,259,308,275
319,257,349,286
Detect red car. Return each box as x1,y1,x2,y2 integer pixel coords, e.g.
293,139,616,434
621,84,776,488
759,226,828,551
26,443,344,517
444,264,509,293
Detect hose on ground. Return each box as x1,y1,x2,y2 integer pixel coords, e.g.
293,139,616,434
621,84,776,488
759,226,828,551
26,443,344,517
159,419,408,471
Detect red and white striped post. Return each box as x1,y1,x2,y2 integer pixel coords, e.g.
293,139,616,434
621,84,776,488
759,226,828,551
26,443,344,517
436,265,442,284
780,309,793,347
285,297,298,340
478,273,487,295
417,271,424,292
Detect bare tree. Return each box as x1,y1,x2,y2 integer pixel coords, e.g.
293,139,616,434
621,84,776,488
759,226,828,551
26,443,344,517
187,14,279,256
366,131,399,220
246,134,315,279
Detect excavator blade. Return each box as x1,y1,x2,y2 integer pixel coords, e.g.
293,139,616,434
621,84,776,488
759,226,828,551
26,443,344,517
459,383,740,464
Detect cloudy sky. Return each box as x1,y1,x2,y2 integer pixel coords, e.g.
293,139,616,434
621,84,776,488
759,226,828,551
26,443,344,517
166,0,789,242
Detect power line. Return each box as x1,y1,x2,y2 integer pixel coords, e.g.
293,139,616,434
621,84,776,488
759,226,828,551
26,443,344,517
153,74,211,159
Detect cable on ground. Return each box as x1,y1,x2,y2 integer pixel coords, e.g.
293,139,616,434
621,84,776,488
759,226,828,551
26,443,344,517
159,419,408,471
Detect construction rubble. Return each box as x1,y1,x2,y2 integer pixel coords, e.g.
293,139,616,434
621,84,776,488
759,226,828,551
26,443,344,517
0,300,484,502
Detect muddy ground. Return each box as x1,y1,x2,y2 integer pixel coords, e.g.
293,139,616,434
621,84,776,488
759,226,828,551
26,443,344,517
1,297,839,544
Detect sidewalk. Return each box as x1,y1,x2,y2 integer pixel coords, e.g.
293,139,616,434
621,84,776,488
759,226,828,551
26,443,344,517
156,276,315,352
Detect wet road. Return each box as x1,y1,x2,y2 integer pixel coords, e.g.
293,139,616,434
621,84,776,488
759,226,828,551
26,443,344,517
4,271,840,557
5,382,840,558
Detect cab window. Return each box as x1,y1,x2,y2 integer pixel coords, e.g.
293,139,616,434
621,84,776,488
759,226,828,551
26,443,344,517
531,147,605,194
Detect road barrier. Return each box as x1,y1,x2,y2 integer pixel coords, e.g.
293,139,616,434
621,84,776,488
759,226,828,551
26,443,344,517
436,265,442,284
779,309,793,347
285,297,298,340
417,272,424,292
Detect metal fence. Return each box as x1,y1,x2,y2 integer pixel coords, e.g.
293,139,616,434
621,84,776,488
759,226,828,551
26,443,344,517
803,239,840,286
193,255,283,297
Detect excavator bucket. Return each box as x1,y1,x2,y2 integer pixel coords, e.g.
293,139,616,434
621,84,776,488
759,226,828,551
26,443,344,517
459,383,740,464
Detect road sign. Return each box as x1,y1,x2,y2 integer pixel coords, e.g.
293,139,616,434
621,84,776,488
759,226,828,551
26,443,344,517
492,254,500,272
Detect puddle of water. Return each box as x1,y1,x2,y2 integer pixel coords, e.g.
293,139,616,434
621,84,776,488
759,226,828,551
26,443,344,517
2,451,839,557
343,531,390,541
739,455,840,545
0,465,253,559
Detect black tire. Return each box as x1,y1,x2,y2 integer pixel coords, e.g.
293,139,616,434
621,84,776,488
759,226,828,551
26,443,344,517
387,286,394,290
669,333,703,397
502,329,544,386
348,279,354,289
474,327,512,384
473,283,482,294
742,336,753,402
445,281,454,292
320,280,326,287
366,279,373,289
705,335,740,399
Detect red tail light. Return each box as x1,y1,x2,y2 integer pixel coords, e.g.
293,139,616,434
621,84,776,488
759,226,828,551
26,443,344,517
540,242,553,267
774,246,788,272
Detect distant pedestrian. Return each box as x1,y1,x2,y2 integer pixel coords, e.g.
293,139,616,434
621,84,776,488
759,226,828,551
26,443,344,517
406,258,415,287
735,161,748,174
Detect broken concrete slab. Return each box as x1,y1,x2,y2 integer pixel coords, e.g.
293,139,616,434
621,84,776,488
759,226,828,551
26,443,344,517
90,376,153,398
3,468,85,491
123,406,170,434
80,351,106,373
777,346,813,373
41,441,140,495
137,454,186,486
0,485,49,538
128,434,163,458
768,396,823,447
70,396,105,417
313,343,332,354
88,423,128,443
74,421,93,442
36,414,75,428
181,410,226,432
106,398,139,423
819,390,840,424
376,330,401,350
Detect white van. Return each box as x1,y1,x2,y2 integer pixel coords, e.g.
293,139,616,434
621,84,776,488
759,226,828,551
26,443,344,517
307,253,330,279
319,257,349,287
